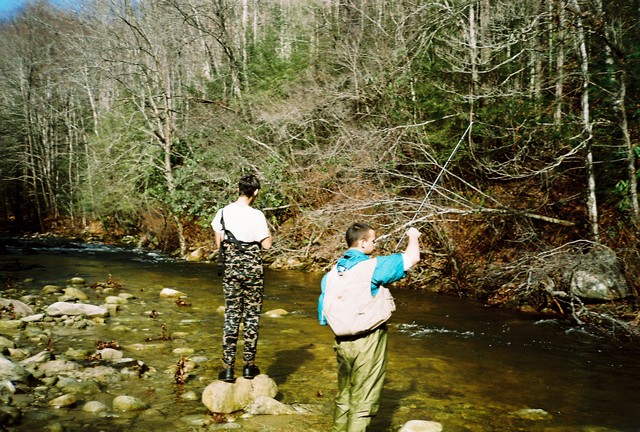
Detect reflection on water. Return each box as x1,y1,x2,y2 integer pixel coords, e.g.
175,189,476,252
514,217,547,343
1,238,640,432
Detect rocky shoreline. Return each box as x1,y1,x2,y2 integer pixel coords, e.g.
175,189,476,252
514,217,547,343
0,273,444,432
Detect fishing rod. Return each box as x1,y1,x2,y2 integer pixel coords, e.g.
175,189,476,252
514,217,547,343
378,122,473,251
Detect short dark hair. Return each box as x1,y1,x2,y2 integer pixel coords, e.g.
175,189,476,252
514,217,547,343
238,174,261,197
346,222,374,247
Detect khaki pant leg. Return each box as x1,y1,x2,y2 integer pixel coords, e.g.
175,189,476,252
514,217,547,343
333,327,388,432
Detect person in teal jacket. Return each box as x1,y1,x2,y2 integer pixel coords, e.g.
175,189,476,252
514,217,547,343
319,222,421,432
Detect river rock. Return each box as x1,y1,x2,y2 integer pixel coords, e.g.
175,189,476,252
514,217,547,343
0,320,25,331
42,285,63,294
202,374,278,414
20,350,53,369
160,288,187,298
65,348,91,360
74,365,122,384
36,359,80,377
97,348,124,360
244,396,299,415
567,248,630,300
0,299,34,318
46,301,109,318
0,336,15,351
83,400,109,414
21,313,45,323
48,393,77,408
62,287,88,301
186,247,205,262
104,296,127,305
399,420,443,432
112,395,149,411
511,408,552,420
0,356,31,382
265,309,288,318
55,375,100,393
67,277,85,285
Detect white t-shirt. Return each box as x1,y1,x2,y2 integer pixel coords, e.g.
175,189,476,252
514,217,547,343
211,202,270,243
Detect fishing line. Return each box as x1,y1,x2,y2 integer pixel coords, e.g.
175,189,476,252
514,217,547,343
391,122,472,251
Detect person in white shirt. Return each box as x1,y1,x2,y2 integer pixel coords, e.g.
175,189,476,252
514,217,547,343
211,174,272,382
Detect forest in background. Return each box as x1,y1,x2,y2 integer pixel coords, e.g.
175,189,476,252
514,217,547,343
1,0,640,342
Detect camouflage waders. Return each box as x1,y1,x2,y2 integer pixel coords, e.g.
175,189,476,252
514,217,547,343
221,241,264,368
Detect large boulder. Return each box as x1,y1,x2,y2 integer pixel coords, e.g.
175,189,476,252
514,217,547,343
201,374,278,414
46,302,109,318
567,248,631,300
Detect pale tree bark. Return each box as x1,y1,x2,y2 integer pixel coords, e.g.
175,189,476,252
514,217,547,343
468,2,478,138
242,0,249,83
529,0,544,99
278,0,292,60
569,0,599,240
553,0,565,126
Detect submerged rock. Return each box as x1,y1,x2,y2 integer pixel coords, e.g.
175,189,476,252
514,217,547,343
511,408,552,420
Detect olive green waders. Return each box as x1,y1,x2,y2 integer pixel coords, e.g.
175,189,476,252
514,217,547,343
333,325,388,432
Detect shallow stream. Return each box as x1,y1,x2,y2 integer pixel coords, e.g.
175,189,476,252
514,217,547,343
1,238,639,431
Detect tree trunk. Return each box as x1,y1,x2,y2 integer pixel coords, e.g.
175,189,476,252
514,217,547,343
553,0,565,126
570,0,599,240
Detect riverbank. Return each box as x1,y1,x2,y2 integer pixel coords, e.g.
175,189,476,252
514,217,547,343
6,220,640,348
2,239,640,431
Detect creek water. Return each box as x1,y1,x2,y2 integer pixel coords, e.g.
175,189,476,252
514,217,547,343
1,238,639,432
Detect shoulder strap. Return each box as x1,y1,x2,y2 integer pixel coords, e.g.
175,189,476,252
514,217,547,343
220,209,260,251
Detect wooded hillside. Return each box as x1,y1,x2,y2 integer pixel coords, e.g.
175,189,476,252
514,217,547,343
1,0,639,340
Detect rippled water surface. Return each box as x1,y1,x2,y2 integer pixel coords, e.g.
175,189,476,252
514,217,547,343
1,238,639,431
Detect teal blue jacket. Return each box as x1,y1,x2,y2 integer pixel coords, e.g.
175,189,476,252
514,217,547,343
318,249,406,325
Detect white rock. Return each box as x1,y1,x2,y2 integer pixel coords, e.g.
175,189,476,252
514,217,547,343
399,420,443,432
97,348,124,360
46,302,109,318
265,309,289,318
104,296,127,304
83,400,109,414
159,288,187,298
0,299,34,317
112,395,149,411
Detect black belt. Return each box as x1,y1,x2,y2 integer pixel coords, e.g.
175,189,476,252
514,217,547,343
335,323,387,343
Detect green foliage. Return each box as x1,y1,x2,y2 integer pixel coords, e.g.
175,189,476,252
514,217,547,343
246,38,312,99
